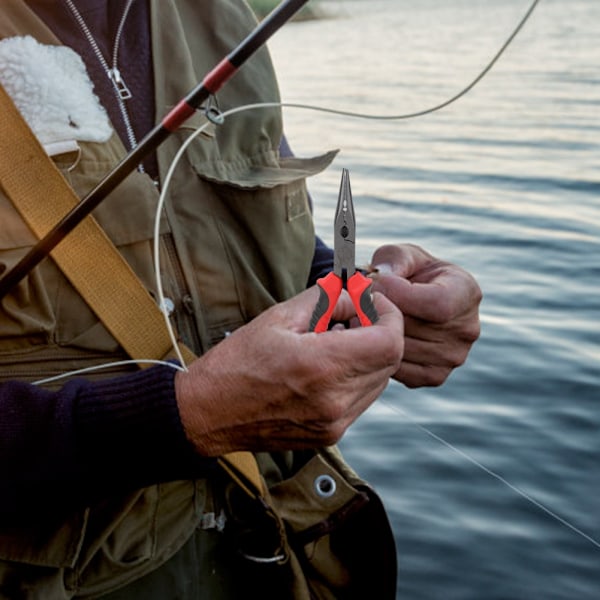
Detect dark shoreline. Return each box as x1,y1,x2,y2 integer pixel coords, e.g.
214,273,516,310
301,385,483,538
247,0,323,21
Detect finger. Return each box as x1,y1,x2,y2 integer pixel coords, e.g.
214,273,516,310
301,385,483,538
308,293,405,375
394,360,453,389
258,289,404,376
370,243,434,279
371,269,478,324
405,308,481,362
330,291,356,323
276,286,330,332
402,333,467,370
333,290,401,330
291,284,380,332
370,274,447,323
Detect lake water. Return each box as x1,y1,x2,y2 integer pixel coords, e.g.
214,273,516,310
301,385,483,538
268,1,600,598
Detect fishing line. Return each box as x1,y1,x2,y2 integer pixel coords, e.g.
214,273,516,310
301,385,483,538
33,0,577,546
275,0,541,122
32,359,184,386
380,398,600,551
37,0,540,381
28,0,596,559
153,112,600,550
148,0,540,363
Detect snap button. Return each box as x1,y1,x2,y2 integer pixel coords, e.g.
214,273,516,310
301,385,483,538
314,474,336,498
160,297,175,316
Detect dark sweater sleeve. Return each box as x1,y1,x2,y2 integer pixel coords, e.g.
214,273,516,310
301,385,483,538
0,364,216,521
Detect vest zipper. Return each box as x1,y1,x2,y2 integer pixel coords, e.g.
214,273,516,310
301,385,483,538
63,0,141,169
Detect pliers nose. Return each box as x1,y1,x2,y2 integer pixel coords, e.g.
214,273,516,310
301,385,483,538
309,169,378,333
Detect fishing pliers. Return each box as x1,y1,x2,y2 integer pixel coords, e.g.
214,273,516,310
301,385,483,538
309,169,379,333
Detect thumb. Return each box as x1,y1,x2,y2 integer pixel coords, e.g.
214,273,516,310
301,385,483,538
269,286,328,333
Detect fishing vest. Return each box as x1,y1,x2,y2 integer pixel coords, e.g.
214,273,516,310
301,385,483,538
0,2,396,598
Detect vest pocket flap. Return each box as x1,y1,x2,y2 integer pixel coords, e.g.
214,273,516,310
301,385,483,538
189,150,339,190
0,508,88,568
267,453,361,536
265,452,398,599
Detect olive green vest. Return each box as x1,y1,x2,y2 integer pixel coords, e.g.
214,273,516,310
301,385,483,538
0,1,337,597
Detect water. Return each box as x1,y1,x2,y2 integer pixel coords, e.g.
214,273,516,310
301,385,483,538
267,1,600,598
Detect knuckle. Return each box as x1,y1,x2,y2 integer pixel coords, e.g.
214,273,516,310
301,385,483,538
445,337,476,368
370,332,404,372
462,319,481,344
386,339,405,372
321,423,345,447
450,351,468,368
310,409,346,446
310,394,352,445
422,365,452,387
318,396,346,424
398,362,451,388
472,280,484,304
472,325,482,343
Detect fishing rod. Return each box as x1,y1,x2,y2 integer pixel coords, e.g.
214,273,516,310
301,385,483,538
0,0,309,299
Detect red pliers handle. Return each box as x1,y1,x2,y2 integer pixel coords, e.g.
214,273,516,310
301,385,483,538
309,271,378,333
308,169,378,333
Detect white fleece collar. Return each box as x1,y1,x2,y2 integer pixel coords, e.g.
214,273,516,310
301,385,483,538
0,35,112,155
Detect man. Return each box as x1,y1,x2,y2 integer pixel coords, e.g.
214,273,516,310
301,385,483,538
0,1,481,598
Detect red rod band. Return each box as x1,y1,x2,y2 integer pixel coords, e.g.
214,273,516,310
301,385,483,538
162,100,196,132
203,58,238,94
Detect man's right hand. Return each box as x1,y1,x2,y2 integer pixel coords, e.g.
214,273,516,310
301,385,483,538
175,287,404,456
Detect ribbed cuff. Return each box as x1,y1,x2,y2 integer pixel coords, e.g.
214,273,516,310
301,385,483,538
75,363,215,489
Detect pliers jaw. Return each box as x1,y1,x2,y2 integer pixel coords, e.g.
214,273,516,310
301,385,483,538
333,168,356,282
309,169,378,333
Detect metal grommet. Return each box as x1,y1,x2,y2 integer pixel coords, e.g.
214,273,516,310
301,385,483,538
314,474,337,498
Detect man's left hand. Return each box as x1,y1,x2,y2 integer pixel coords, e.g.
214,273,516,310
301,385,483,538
367,243,482,388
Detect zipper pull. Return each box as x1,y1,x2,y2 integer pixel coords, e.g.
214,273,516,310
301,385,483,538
108,68,132,100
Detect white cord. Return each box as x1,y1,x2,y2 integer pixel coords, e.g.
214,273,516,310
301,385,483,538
33,359,184,386
32,0,596,553
37,0,541,381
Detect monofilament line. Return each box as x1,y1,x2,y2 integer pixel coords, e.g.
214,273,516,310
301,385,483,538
30,0,541,383
33,359,184,385
381,399,600,551
275,0,541,122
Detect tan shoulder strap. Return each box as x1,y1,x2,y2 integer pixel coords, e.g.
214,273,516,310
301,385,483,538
0,83,265,498
0,83,179,362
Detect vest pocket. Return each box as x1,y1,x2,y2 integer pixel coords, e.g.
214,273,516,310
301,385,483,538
0,193,57,352
75,481,200,598
0,509,89,569
0,158,169,356
0,482,201,599
182,150,337,328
